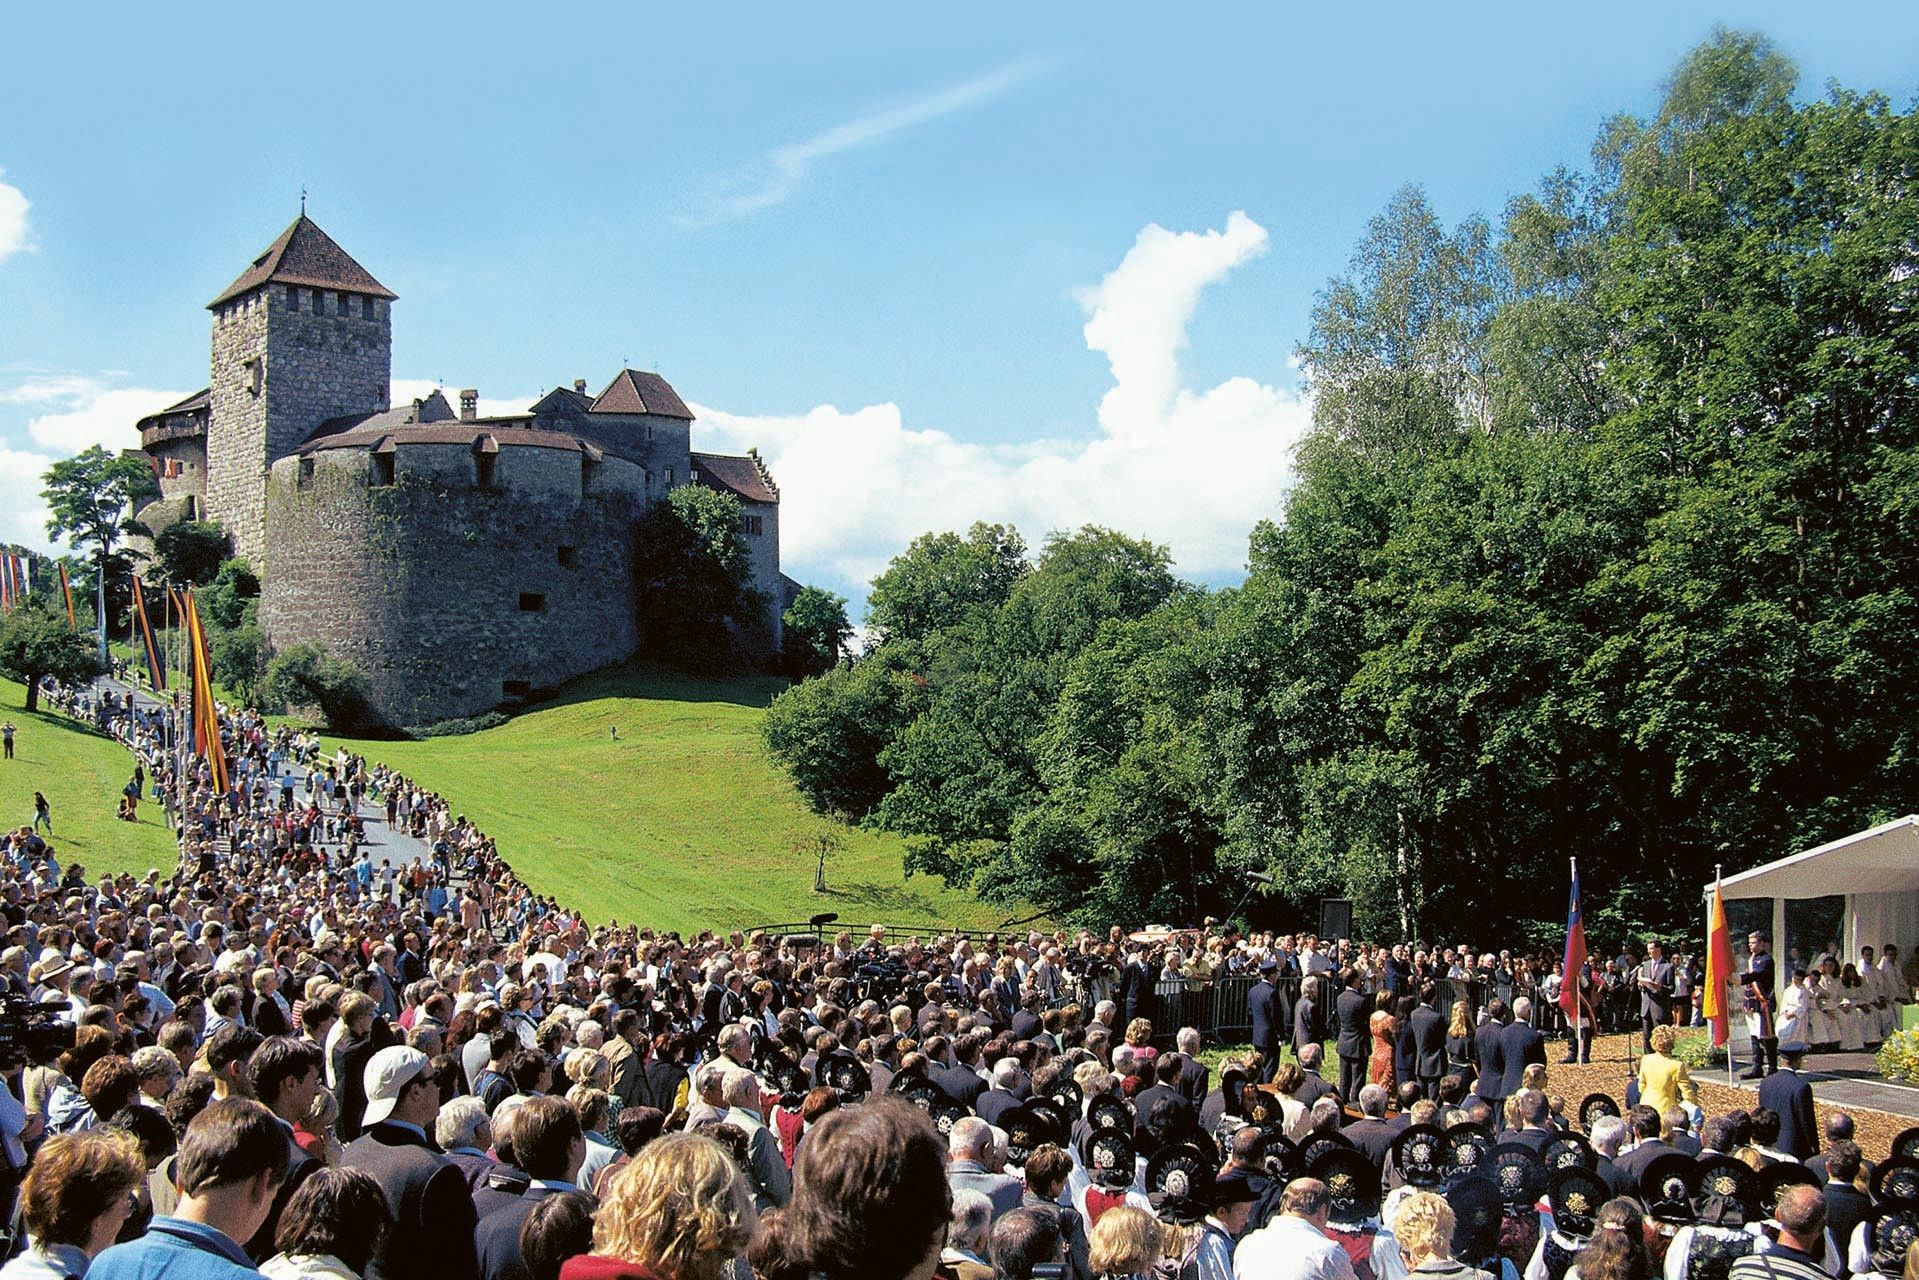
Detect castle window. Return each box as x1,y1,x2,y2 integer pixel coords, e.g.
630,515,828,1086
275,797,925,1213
244,357,263,398
336,291,347,315
518,593,545,613
665,467,674,487
184,496,197,520
476,452,498,489
557,545,577,568
741,514,764,537
371,454,395,487
297,458,315,488
286,286,300,310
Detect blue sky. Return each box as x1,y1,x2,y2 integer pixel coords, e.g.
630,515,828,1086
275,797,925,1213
3,2,1916,615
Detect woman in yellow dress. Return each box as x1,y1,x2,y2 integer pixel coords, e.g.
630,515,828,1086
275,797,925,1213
1635,1023,1700,1116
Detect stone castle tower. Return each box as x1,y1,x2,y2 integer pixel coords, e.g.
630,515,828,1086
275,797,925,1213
205,216,394,561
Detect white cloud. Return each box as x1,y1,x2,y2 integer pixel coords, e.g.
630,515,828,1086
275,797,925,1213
690,58,1050,223
0,443,56,551
390,379,536,421
695,211,1311,599
0,172,29,262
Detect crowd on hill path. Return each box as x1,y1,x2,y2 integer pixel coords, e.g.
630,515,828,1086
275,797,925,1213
0,676,1908,1280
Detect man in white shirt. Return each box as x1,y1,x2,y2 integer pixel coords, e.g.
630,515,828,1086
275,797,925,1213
1235,1178,1358,1280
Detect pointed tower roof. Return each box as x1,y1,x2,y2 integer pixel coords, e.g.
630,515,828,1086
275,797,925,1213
208,215,397,308
590,369,694,420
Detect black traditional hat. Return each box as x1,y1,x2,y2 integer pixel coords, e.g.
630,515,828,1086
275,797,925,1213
1868,1202,1919,1275
1217,1066,1247,1117
1892,1126,1919,1165
1872,1158,1919,1205
1392,1123,1448,1189
1488,1142,1544,1212
1002,1104,1055,1167
1756,1162,1818,1220
823,1056,870,1100
773,1062,808,1103
1692,1155,1756,1227
1146,1142,1214,1223
1027,1097,1070,1145
1548,1167,1608,1238
928,1095,968,1139
1447,1174,1504,1263
1578,1094,1620,1132
1639,1152,1697,1225
1301,1131,1356,1172
1048,1077,1084,1114
888,1066,929,1095
1244,1087,1286,1128
1262,1131,1304,1183
1543,1132,1595,1173
899,1078,942,1113
1443,1123,1494,1184
1084,1128,1137,1189
1311,1146,1381,1225
1088,1094,1134,1134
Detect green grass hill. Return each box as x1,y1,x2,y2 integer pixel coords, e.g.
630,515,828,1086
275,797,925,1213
0,676,176,879
321,664,1007,935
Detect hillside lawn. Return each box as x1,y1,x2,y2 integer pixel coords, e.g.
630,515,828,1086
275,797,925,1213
0,676,176,879
318,663,1010,935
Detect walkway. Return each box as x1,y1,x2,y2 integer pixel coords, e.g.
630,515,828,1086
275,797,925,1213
1719,1047,1919,1121
94,676,433,871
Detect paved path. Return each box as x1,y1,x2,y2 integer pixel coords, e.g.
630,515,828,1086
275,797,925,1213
1719,1047,1919,1121
95,676,433,871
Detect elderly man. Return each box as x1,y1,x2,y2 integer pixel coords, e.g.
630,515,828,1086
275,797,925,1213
1232,1178,1357,1280
948,1115,1023,1221
722,1069,790,1211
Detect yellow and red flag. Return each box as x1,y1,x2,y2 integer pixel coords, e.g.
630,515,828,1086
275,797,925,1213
58,564,75,628
1702,872,1735,1048
184,589,228,795
132,578,167,692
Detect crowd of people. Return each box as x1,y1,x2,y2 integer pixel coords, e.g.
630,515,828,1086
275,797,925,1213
0,679,1910,1280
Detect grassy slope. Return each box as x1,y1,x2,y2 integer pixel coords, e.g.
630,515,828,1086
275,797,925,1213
321,663,1007,934
0,677,176,878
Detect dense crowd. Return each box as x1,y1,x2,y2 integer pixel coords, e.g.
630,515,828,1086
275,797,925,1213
0,683,1911,1280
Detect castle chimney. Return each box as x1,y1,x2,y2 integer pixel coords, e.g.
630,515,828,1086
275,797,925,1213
574,378,587,395
459,389,478,421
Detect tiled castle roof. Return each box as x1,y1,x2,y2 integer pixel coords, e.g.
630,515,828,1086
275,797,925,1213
590,369,694,420
691,451,778,504
209,215,397,308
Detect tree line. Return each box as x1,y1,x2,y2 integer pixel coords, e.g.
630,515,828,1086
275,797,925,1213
762,31,1919,948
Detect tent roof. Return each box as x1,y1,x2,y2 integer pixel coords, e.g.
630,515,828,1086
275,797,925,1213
1712,815,1919,900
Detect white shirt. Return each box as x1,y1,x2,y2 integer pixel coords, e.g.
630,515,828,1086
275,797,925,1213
1235,1215,1357,1280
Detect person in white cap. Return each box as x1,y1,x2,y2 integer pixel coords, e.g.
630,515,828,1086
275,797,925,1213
339,1045,478,1280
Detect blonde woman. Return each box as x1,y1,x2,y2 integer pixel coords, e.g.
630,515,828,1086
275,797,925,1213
1086,1205,1162,1280
562,1133,758,1280
1394,1190,1492,1280
1124,1019,1157,1068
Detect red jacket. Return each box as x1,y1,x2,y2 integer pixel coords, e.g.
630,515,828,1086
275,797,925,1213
559,1257,668,1280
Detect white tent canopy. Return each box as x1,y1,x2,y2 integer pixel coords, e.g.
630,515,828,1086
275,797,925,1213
1707,815,1919,978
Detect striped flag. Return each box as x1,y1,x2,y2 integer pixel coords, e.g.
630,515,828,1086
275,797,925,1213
0,555,13,611
1559,859,1589,1020
1702,871,1735,1048
58,564,75,628
184,588,228,795
132,578,167,692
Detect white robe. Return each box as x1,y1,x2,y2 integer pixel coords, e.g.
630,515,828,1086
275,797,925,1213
1775,982,1809,1046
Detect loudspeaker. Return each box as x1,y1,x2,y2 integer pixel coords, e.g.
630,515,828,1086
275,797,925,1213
1319,898,1353,943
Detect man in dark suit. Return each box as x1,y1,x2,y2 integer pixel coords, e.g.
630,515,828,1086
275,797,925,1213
975,1058,1024,1128
1757,1043,1819,1159
1293,976,1320,1060
341,1046,480,1280
1248,961,1280,1082
1474,1000,1508,1107
1407,983,1447,1100
1613,1106,1677,1183
928,1036,988,1110
1496,998,1546,1102
1341,1084,1398,1168
1119,946,1154,1029
1805,1113,1875,1184
1335,970,1371,1104
1820,1141,1870,1256
245,1037,326,1260
474,1097,591,1280
1135,1056,1199,1138
1173,1031,1210,1103
1294,1043,1337,1109
1637,940,1675,1054
1739,931,1778,1079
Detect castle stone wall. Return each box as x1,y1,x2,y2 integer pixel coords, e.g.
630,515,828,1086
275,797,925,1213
260,443,645,725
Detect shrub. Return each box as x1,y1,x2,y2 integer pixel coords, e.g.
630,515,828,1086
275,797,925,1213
264,643,373,731
1672,1030,1728,1069
404,711,509,739
1878,1028,1919,1085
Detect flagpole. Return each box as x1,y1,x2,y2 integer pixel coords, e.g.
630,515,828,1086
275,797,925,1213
1719,864,1733,1089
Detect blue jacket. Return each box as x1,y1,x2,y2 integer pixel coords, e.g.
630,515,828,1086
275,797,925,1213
90,1217,261,1280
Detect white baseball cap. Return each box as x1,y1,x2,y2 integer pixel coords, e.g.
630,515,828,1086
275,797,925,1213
362,1046,430,1127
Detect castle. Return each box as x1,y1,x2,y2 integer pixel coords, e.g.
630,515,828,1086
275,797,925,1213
135,214,788,725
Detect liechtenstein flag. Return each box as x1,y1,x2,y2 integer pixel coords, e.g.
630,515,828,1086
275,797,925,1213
1559,860,1588,1019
